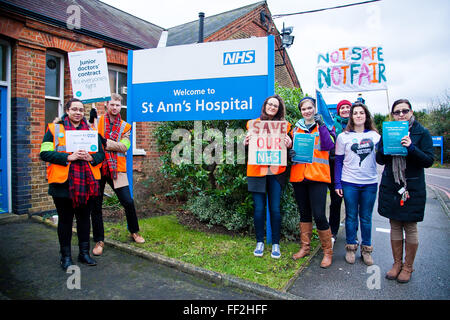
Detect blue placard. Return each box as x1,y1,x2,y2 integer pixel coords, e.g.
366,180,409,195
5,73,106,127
382,121,409,156
292,133,315,163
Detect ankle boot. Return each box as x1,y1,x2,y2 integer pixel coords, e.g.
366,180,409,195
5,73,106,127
386,240,403,280
292,222,313,260
318,228,333,268
60,246,73,271
78,242,97,266
361,245,374,266
345,244,358,264
397,242,418,283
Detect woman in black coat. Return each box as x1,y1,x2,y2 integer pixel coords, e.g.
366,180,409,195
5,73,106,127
376,99,434,283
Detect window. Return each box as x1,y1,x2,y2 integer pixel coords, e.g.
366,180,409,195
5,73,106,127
45,52,64,125
108,66,145,155
0,44,6,82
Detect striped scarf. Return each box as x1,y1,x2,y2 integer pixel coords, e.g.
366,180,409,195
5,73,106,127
101,114,122,180
63,115,99,208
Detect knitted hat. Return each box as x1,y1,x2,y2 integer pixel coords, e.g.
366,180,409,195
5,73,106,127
336,100,352,115
298,96,316,111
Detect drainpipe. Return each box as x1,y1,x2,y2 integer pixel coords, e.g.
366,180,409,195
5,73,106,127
198,12,205,43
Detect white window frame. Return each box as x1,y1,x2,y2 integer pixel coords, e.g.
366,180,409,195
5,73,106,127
108,66,146,155
44,51,65,119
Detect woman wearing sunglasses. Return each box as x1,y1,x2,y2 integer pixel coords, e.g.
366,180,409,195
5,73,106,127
376,99,434,283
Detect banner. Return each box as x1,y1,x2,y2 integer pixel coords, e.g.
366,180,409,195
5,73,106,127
68,48,111,103
316,90,334,131
316,46,387,92
127,36,274,121
247,120,288,166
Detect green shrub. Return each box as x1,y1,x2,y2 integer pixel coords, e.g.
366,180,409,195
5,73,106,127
154,83,305,239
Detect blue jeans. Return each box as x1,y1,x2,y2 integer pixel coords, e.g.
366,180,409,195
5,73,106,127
252,175,282,245
342,182,377,246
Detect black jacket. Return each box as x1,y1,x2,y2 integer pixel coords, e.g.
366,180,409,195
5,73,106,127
376,120,434,222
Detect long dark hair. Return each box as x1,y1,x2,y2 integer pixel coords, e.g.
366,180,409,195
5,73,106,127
259,94,285,121
345,102,378,133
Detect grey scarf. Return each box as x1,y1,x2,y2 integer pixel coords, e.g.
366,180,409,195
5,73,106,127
392,115,415,187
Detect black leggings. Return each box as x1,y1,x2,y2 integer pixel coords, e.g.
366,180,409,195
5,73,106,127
53,197,92,247
292,180,329,231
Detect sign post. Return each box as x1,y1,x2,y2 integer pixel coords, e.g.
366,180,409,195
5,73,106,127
432,136,444,165
126,36,275,200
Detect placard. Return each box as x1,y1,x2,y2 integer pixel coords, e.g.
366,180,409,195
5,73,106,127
68,48,111,103
382,121,408,155
65,130,98,153
247,120,287,166
316,46,387,92
292,133,316,163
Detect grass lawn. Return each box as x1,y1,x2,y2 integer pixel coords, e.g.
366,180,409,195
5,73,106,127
104,214,319,290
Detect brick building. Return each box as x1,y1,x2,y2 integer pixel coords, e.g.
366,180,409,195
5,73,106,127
0,0,300,215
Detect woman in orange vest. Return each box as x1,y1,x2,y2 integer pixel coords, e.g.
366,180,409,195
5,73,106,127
290,97,336,268
40,98,105,270
244,95,292,259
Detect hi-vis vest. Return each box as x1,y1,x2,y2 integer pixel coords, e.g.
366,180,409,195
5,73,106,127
97,116,131,173
42,123,101,184
246,119,291,177
290,125,331,183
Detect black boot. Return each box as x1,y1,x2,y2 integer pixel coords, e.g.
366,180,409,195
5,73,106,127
78,242,97,266
60,246,73,271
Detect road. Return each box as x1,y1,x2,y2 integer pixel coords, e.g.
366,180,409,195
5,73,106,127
425,167,450,198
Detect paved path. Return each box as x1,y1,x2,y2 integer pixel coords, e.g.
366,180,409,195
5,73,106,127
0,220,263,300
287,186,449,300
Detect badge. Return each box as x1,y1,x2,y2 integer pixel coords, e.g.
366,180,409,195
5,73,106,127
58,132,64,138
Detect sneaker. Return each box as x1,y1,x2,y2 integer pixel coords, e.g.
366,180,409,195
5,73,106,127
253,242,264,257
271,244,281,259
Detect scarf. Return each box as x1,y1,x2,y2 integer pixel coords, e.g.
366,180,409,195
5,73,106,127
294,118,316,132
392,115,415,188
101,114,122,180
63,115,99,208
334,115,349,136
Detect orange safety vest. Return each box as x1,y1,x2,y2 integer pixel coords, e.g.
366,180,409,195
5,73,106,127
289,125,331,183
97,115,132,173
45,123,101,184
246,119,291,177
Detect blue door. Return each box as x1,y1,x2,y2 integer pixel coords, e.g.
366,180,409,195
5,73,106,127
0,86,8,213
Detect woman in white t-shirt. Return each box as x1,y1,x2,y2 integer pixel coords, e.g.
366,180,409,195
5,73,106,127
335,102,380,266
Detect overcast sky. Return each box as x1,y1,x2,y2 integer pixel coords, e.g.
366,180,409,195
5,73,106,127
101,0,450,115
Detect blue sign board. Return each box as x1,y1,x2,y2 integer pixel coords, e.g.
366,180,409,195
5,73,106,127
432,136,444,165
127,36,274,122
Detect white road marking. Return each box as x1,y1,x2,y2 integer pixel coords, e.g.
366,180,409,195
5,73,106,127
376,227,390,233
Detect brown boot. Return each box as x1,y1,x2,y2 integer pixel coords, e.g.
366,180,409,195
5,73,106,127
397,242,418,283
386,240,403,280
292,222,312,260
318,228,333,268
361,245,374,266
345,244,358,264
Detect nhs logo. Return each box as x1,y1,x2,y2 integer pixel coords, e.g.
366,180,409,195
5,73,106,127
223,50,255,65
